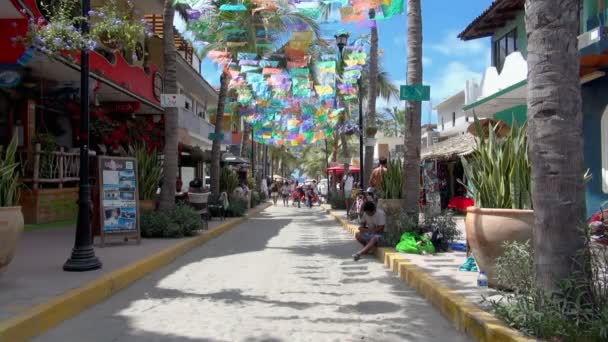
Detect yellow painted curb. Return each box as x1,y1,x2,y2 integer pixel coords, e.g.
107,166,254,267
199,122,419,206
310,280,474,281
323,206,535,342
0,203,271,342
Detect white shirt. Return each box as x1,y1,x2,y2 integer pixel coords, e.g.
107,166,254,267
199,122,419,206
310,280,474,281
362,209,386,231
344,175,354,193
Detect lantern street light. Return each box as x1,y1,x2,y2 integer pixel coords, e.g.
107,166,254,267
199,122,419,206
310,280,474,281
334,32,364,189
63,0,102,272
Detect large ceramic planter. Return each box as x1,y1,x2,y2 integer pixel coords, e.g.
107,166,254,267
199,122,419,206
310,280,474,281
466,207,534,286
139,199,156,212
0,206,24,274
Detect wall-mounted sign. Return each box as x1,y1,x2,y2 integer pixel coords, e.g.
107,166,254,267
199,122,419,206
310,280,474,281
160,94,185,108
153,72,163,100
400,85,431,101
98,156,141,246
104,101,141,114
0,70,21,88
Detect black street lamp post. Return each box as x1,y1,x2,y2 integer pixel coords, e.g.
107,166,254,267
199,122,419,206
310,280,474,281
64,0,102,272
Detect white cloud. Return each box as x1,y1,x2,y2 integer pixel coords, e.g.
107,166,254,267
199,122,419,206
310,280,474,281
428,62,481,103
430,30,487,57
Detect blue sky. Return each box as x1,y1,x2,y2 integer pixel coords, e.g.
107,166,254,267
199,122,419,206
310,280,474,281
199,0,493,124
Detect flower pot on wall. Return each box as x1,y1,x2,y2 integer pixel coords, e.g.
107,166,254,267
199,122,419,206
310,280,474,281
0,206,24,274
465,207,534,287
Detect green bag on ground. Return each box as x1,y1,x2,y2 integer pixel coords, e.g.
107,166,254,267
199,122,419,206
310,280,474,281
395,232,435,254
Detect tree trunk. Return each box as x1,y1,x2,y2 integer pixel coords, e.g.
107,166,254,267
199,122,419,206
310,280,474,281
159,0,178,212
364,9,379,187
241,122,251,158
402,0,422,218
210,69,228,197
332,132,339,162
525,0,587,293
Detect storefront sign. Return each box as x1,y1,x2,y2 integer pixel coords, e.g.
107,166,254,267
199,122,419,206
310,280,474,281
160,94,185,108
104,101,141,114
98,156,141,246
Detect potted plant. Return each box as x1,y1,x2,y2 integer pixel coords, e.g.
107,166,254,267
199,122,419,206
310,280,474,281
130,145,162,211
461,119,533,286
0,136,23,274
89,0,150,56
378,158,404,215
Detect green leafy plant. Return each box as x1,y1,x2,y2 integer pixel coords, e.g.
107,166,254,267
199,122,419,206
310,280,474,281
0,136,20,207
385,211,418,246
141,205,201,238
12,0,91,55
421,211,461,251
32,132,59,179
460,118,531,209
328,191,346,210
251,191,261,207
129,144,162,200
169,204,203,236
491,236,608,341
226,196,247,217
220,167,239,194
247,176,256,191
380,158,404,199
89,0,150,55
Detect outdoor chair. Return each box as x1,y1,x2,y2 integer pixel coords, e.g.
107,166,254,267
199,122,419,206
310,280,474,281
187,192,211,230
208,192,228,221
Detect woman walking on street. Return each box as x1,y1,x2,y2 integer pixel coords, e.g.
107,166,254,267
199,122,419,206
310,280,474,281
281,181,290,207
270,180,279,205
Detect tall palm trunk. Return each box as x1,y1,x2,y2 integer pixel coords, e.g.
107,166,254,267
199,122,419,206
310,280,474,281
402,0,422,218
364,9,379,186
241,122,251,158
526,0,587,293
210,69,228,197
159,0,178,211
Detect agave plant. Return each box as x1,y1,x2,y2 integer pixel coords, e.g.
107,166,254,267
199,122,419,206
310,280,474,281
0,136,21,207
460,118,532,209
129,144,162,201
380,159,404,200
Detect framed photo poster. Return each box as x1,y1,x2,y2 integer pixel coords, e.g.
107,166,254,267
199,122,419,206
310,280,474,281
98,156,141,246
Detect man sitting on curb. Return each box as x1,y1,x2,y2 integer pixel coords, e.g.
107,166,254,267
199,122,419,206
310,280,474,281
353,201,387,261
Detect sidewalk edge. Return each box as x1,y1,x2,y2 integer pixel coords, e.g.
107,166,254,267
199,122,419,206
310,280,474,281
323,206,535,342
0,203,271,342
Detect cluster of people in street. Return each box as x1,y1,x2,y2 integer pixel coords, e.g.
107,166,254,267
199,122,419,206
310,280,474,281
267,179,321,209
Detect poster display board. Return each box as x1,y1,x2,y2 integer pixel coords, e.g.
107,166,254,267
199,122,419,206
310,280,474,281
98,156,141,246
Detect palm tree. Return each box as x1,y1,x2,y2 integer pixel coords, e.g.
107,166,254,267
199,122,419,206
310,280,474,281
526,0,587,293
199,1,321,196
401,0,422,218
158,0,178,211
364,9,379,184
379,106,406,137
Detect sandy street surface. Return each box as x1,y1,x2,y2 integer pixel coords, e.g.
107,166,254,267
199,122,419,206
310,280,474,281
35,205,471,342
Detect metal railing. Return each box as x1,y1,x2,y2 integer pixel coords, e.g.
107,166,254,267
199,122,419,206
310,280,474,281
178,108,215,141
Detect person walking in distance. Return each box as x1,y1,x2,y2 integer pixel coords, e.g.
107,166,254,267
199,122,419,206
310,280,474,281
343,171,354,217
368,157,388,190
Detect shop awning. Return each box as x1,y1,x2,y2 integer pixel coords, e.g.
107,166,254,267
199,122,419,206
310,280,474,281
23,50,163,114
327,165,360,174
463,80,527,118
421,134,476,161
